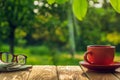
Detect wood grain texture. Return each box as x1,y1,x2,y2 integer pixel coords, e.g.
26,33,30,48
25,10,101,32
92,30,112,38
114,67,120,79
80,66,119,80
0,69,32,80
28,65,58,80
57,66,88,80
0,65,120,80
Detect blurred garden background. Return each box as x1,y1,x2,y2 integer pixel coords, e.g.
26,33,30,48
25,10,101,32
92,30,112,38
0,0,120,65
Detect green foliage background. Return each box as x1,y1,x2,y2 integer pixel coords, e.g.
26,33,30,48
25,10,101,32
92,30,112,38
0,0,120,65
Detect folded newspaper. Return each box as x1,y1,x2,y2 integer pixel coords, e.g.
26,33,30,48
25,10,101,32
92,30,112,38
0,61,32,72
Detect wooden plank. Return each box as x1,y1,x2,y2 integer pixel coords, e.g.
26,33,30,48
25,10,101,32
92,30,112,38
0,68,32,80
28,65,58,80
80,65,119,80
57,66,88,80
114,67,120,79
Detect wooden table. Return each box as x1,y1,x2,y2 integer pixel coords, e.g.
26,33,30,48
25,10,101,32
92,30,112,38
0,65,120,80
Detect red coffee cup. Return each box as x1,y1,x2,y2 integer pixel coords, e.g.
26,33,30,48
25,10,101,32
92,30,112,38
84,45,115,65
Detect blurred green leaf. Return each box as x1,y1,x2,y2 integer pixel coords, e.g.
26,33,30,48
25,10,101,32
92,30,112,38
47,0,55,4
72,0,88,21
110,0,120,13
56,0,68,4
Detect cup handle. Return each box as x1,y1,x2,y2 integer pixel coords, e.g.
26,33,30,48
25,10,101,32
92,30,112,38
84,51,92,64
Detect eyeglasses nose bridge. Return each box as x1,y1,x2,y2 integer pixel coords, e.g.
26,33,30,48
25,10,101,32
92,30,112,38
0,52,3,56
12,55,18,63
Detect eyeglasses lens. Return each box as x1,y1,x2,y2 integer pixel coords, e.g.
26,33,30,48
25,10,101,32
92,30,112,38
17,55,26,64
1,53,13,63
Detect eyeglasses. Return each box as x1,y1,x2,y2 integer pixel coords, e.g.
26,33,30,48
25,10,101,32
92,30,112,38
0,52,27,65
